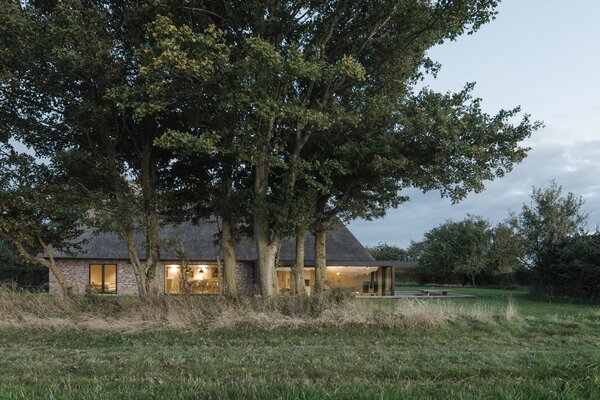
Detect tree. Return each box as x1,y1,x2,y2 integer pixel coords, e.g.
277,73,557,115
367,243,408,261
0,147,86,295
302,81,539,291
0,238,47,288
406,241,425,262
202,0,539,296
0,1,227,297
419,217,491,286
510,182,589,296
1,0,540,298
535,232,600,299
486,222,523,274
511,181,588,269
112,15,240,297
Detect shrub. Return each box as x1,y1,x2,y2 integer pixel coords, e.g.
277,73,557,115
532,233,600,300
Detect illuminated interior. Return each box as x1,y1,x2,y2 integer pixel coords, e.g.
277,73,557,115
89,264,117,294
276,266,393,296
164,264,220,294
326,266,393,296
276,268,315,295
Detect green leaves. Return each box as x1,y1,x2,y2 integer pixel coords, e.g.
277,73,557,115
0,0,540,284
419,216,492,283
511,181,588,268
155,129,217,157
395,83,541,202
0,144,86,253
108,15,230,120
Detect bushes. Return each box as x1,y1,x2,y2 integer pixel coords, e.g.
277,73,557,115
532,233,600,300
415,217,523,287
0,239,48,290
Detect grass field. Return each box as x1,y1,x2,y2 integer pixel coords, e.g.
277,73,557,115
1,287,599,399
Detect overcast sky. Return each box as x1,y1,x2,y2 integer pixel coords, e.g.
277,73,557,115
350,0,600,248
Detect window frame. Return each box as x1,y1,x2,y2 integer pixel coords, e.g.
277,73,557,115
164,263,220,295
89,263,118,294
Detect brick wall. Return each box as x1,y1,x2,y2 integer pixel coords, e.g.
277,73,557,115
235,262,257,296
50,259,256,296
49,259,139,295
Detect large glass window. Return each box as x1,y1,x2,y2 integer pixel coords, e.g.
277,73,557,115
326,266,393,296
276,268,315,295
276,266,393,296
89,264,117,294
165,264,220,294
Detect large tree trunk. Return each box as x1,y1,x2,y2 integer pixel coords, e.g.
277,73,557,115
255,237,278,297
141,135,160,295
221,218,239,298
46,260,71,296
253,156,277,297
252,117,308,297
104,145,150,298
124,227,147,297
314,228,329,293
7,235,71,296
40,239,71,297
292,233,305,297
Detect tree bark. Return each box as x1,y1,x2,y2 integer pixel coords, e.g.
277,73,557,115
292,233,306,296
103,141,150,298
6,235,71,296
221,217,238,298
123,226,147,297
255,237,278,297
39,238,71,297
314,228,329,293
253,153,278,296
141,135,160,295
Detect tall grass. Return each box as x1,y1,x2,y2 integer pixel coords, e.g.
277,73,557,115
505,296,518,321
0,287,502,332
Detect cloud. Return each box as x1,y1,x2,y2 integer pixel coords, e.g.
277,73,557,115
350,136,600,248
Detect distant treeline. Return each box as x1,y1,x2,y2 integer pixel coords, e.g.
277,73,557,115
368,182,600,300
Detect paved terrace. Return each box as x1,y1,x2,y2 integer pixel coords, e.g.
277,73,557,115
358,290,477,299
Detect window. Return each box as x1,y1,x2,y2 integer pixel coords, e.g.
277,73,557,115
326,266,390,296
165,264,220,294
275,268,315,295
89,264,117,294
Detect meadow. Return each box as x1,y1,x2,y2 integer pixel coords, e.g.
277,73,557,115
0,287,599,399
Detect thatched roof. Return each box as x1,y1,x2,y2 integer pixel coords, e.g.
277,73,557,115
53,219,377,265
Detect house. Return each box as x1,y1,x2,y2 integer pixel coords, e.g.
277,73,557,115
49,219,402,296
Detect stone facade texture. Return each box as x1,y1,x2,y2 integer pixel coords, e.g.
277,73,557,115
235,262,258,296
49,259,139,295
50,259,256,296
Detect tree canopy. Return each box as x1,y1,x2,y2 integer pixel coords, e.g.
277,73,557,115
367,243,408,261
510,181,588,269
0,145,86,294
1,0,540,297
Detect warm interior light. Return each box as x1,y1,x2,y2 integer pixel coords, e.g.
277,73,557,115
194,266,205,280
169,265,179,275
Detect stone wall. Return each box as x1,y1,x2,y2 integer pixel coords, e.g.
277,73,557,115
235,262,257,296
49,259,139,295
50,259,257,296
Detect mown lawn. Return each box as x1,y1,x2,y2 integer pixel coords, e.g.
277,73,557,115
1,288,599,399
394,285,598,317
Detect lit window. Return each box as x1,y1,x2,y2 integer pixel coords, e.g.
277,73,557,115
89,264,117,294
165,264,220,294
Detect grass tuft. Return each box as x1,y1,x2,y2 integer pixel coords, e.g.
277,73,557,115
505,296,518,321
